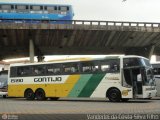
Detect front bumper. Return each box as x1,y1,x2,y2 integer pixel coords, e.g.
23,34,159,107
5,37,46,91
144,90,157,98
0,91,8,96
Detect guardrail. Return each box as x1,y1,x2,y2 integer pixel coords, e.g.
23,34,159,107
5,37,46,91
0,19,160,28
73,20,160,28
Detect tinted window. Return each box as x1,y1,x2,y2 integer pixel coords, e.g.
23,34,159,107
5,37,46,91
123,58,143,68
81,62,99,73
143,59,151,67
17,66,30,76
62,63,79,74
46,64,61,75
100,59,120,73
31,65,45,76
10,67,17,77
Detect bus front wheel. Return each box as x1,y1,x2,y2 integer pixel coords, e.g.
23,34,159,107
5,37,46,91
35,89,46,100
24,89,35,100
107,88,121,102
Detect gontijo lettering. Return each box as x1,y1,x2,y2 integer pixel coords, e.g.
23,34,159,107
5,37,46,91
34,77,62,82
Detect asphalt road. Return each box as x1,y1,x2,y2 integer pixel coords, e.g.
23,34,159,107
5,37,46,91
0,97,160,120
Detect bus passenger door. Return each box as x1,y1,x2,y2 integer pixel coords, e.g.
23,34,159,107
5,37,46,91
123,67,143,98
132,68,143,98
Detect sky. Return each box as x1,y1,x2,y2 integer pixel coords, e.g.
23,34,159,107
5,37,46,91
0,0,158,63
1,0,160,22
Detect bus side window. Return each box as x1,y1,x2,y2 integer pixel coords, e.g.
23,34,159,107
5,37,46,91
81,62,99,73
101,65,110,72
46,64,61,75
62,63,79,74
53,67,61,74
10,67,17,77
32,65,46,75
17,66,30,76
100,59,120,73
46,65,53,74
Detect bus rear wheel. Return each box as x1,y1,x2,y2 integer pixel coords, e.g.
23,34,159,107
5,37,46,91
3,95,7,98
35,89,46,100
24,89,35,100
107,88,121,102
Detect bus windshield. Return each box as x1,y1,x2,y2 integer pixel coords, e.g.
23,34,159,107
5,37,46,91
145,69,155,86
123,58,151,68
142,58,151,67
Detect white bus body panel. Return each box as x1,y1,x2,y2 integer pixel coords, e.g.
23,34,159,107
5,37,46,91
91,73,133,98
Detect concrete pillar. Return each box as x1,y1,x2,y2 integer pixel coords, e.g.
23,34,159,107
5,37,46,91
37,56,45,62
29,39,35,63
148,45,155,60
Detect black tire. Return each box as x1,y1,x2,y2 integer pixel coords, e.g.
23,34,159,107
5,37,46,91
50,97,59,101
121,98,129,102
107,89,121,102
3,95,6,98
24,89,35,100
35,89,46,100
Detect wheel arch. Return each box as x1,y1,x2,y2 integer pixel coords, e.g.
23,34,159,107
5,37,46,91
35,88,46,96
35,88,45,94
24,88,35,100
24,88,34,97
106,87,122,98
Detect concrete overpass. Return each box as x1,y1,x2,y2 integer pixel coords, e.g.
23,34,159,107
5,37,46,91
0,20,160,61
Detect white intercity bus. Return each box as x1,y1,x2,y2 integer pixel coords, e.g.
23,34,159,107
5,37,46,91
8,55,157,102
151,63,160,97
